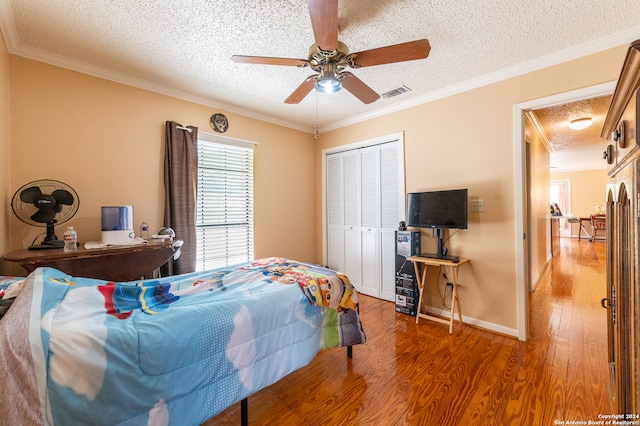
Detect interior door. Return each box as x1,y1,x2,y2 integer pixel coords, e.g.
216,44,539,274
326,154,344,274
360,146,380,298
379,141,404,301
342,150,362,290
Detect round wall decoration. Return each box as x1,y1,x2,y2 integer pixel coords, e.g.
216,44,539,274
210,113,229,133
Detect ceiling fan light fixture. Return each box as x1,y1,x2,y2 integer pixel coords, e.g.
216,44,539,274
315,76,342,93
569,117,592,130
315,63,342,93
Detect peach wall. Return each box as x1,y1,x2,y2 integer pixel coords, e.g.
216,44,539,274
4,56,316,275
525,116,551,289
0,32,10,274
314,45,627,332
551,169,609,237
1,41,629,333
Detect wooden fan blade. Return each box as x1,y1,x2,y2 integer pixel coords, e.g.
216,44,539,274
307,0,338,51
341,73,380,104
232,55,309,68
351,39,431,68
285,77,317,104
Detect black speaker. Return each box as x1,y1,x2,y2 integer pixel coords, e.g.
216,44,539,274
395,231,420,315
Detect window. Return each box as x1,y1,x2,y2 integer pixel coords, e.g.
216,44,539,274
550,179,571,237
196,136,254,271
550,180,570,216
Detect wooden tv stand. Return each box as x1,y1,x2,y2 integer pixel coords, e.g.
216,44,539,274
407,255,469,333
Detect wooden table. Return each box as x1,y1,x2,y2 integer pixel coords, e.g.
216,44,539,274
3,239,181,281
408,255,469,333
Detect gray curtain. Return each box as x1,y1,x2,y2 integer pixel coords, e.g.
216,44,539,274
162,121,198,275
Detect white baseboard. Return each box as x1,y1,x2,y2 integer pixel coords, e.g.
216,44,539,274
424,306,519,338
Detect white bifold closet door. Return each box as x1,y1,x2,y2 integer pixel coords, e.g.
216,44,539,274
326,139,404,301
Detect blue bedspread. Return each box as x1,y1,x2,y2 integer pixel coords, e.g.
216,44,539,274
27,258,365,425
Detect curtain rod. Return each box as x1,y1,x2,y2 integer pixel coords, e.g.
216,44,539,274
177,125,193,133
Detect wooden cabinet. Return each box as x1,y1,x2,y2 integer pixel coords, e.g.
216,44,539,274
600,39,640,415
604,166,636,415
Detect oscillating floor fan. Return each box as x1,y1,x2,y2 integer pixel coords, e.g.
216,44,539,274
11,179,80,250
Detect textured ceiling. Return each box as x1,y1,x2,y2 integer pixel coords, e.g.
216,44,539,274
531,96,613,172
0,0,639,170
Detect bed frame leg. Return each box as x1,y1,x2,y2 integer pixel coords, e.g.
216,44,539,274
241,398,248,426
238,347,351,425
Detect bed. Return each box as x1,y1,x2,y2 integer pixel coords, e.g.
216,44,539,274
0,257,366,425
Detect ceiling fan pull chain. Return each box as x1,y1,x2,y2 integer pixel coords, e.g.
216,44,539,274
314,91,320,139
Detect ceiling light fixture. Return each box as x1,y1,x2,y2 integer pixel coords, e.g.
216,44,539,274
569,117,592,130
315,63,342,93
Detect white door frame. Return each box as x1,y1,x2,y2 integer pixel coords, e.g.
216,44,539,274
513,81,615,341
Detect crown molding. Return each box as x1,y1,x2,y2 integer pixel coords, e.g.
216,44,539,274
524,111,553,153
322,26,640,132
0,1,310,134
10,44,311,133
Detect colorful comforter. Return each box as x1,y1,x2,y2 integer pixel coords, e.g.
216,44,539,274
0,275,25,319
1,258,365,425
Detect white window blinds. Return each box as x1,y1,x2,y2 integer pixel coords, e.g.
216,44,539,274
196,137,254,271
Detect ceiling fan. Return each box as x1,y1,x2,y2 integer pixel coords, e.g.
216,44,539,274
231,0,431,105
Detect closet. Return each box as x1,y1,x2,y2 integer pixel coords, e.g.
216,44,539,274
325,135,404,301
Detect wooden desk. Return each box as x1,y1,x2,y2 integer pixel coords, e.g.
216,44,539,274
3,239,181,281
408,256,469,333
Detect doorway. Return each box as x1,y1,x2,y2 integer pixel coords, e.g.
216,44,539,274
513,81,615,341
550,179,571,237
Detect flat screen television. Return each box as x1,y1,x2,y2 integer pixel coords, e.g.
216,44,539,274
406,188,468,261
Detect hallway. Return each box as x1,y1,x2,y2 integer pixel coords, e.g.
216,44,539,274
522,237,610,422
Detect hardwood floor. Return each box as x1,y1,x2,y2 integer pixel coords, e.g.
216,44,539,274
204,238,610,425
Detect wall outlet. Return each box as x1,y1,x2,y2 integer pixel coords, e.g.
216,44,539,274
470,199,485,212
